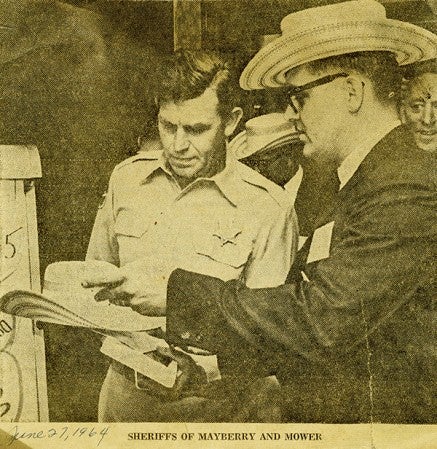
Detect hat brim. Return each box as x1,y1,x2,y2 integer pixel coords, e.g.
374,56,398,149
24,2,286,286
228,130,247,157
240,19,437,89
230,130,300,159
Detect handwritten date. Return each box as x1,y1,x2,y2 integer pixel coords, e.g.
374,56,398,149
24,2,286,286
8,425,110,446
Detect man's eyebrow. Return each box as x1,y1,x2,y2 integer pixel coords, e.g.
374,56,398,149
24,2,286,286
184,123,211,130
410,94,435,103
158,117,211,128
158,117,178,129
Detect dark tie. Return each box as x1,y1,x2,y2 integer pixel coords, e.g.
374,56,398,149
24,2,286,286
286,169,340,284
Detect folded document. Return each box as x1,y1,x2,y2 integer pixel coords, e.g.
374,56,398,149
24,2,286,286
101,336,178,388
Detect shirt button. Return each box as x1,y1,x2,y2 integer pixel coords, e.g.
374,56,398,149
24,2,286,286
180,331,191,340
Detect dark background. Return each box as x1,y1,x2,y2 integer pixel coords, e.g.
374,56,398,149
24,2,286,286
0,0,434,422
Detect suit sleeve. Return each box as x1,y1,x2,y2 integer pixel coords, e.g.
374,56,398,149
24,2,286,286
166,183,436,362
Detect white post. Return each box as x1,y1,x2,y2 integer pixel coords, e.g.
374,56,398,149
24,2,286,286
0,145,48,421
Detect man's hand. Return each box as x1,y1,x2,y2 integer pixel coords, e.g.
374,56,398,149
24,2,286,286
147,346,207,399
82,260,168,316
81,260,126,288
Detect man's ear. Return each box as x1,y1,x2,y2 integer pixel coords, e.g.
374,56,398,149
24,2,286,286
399,104,408,124
224,107,243,137
344,76,365,114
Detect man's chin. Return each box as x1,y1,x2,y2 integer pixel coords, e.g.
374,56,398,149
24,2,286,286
302,142,320,159
415,135,437,153
173,169,196,178
302,143,338,166
170,165,199,180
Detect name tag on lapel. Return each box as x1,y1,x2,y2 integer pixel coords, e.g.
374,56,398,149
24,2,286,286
307,221,335,264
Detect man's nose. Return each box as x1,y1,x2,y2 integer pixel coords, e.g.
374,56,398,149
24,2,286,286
421,102,435,125
284,104,300,122
173,127,189,152
284,105,304,133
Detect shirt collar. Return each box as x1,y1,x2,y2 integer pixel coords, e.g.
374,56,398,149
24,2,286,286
337,119,401,190
141,149,242,207
284,164,303,199
208,153,241,207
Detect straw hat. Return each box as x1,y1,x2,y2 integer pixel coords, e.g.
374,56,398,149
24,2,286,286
229,113,299,159
240,0,437,90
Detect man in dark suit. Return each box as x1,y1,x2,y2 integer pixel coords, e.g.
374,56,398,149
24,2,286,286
86,0,436,422
167,123,435,423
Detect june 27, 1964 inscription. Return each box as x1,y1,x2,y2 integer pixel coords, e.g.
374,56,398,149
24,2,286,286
7,425,110,447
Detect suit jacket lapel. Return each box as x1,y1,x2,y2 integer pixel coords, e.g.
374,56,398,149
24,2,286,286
287,126,407,284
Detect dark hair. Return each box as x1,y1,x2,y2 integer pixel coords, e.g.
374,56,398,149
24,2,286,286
403,58,436,80
155,49,239,119
305,51,403,105
401,59,436,105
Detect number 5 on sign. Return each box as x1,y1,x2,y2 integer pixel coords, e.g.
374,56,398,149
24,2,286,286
0,145,48,422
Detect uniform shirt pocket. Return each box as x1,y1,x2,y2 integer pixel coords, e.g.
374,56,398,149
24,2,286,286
114,211,151,238
195,229,252,269
114,211,154,264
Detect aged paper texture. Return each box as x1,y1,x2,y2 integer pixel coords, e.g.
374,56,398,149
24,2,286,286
0,1,435,448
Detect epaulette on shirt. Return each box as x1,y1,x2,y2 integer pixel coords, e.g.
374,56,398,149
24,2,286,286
236,161,291,209
113,149,162,172
110,149,163,191
98,149,162,209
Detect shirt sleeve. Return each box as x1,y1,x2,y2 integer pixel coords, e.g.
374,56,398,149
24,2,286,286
243,201,298,288
86,173,120,266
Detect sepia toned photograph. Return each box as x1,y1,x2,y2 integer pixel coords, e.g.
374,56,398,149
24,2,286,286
0,1,435,448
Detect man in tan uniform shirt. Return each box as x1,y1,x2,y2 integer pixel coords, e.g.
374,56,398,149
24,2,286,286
86,50,298,422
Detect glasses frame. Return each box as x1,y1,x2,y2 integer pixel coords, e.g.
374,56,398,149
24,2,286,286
287,72,349,113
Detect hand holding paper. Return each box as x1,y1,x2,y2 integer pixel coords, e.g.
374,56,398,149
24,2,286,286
83,259,168,316
81,260,126,287
0,261,165,332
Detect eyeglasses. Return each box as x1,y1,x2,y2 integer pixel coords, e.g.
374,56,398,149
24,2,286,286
287,72,349,114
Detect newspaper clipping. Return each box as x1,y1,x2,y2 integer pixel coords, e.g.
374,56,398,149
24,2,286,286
0,1,436,448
